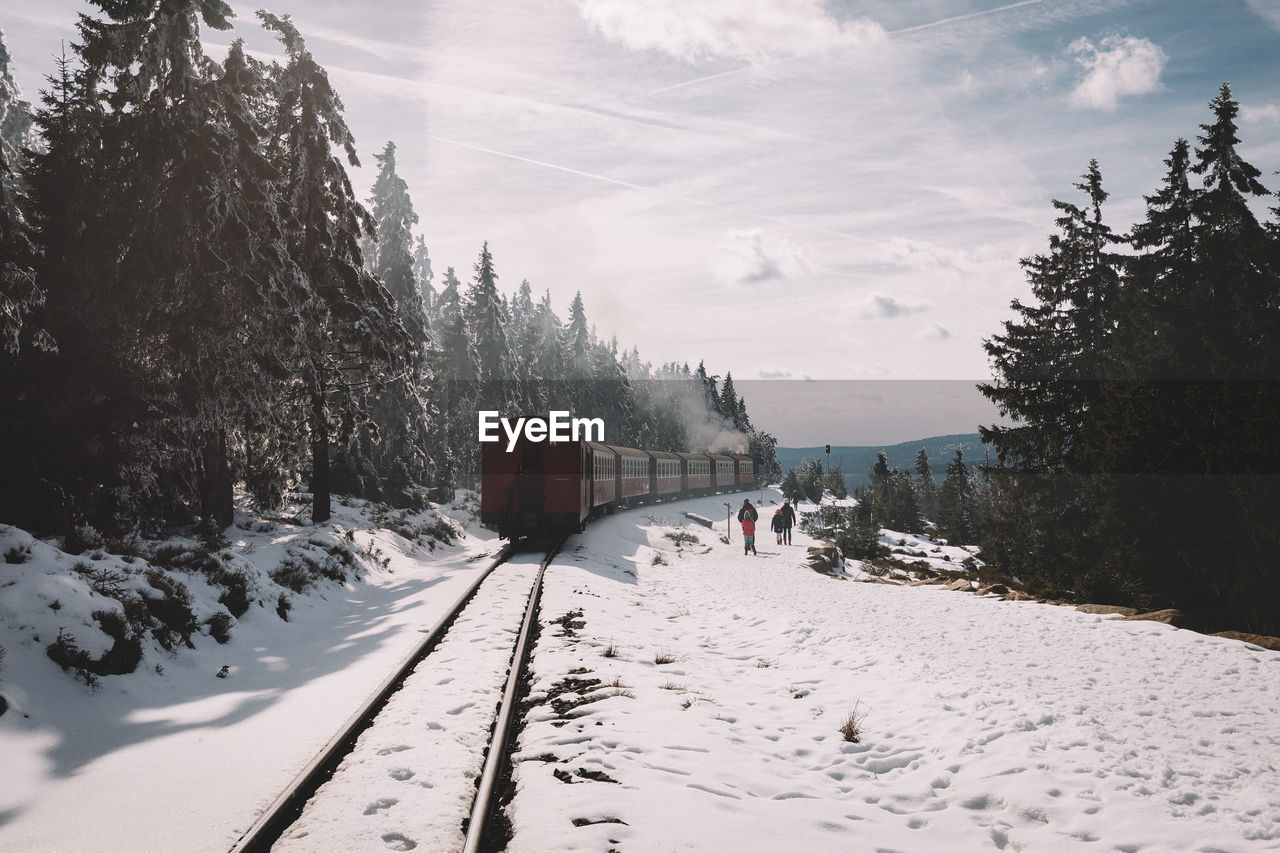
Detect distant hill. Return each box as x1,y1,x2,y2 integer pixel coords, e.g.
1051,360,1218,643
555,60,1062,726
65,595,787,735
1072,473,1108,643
775,433,987,488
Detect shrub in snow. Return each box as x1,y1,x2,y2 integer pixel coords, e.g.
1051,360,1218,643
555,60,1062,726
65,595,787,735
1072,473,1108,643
4,544,31,563
206,612,233,644
217,571,251,618
73,562,129,597
270,556,311,593
141,569,199,650
46,629,101,690
276,592,292,621
89,609,143,675
65,524,104,555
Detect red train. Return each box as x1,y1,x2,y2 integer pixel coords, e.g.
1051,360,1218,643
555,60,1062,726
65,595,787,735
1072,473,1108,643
481,436,759,539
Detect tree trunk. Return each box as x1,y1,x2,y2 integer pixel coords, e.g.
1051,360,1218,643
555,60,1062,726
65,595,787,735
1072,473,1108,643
201,430,235,529
311,387,331,523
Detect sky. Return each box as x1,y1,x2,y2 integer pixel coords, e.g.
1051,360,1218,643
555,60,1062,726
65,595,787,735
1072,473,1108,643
4,0,1280,444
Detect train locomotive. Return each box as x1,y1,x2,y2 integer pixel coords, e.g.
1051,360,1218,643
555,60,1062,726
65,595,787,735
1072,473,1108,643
481,435,759,540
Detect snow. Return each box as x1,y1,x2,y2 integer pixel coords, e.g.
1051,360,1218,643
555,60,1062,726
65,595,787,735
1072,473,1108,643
2,487,1279,852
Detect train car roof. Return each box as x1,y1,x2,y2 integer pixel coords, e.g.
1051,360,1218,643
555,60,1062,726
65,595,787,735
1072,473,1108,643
674,451,711,461
594,442,649,457
706,452,736,462
645,449,682,460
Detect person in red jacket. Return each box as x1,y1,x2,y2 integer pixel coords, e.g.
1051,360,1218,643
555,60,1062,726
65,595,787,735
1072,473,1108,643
737,499,758,555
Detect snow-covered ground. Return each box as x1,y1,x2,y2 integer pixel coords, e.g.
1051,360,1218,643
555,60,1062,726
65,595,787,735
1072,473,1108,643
0,497,503,852
2,487,1279,852
511,491,1280,852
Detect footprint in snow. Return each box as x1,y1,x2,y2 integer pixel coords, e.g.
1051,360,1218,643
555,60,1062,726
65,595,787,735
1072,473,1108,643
364,797,399,815
381,832,416,851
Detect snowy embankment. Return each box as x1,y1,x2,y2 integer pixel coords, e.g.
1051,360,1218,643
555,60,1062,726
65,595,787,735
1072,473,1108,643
511,490,1280,852
0,496,502,853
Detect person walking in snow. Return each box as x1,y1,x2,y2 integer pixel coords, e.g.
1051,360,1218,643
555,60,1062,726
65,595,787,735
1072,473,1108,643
771,510,784,545
738,499,758,555
779,498,796,545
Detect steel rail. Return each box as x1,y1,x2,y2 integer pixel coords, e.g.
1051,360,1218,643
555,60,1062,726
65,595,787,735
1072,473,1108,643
227,544,514,853
462,536,567,853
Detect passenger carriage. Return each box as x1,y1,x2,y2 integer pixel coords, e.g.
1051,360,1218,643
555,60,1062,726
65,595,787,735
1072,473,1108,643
677,452,712,495
611,444,653,507
708,453,737,492
649,450,683,501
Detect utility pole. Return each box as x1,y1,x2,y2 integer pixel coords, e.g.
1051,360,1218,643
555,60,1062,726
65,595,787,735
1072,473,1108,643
724,502,732,541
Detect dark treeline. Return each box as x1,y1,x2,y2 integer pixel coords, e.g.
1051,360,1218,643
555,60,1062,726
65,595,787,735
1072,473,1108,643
978,84,1279,634
0,6,776,537
785,85,1279,635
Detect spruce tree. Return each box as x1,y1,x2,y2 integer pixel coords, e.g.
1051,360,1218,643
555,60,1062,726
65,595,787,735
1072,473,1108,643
979,161,1123,587
719,372,739,424
362,140,434,503
0,27,44,356
412,234,435,318
259,12,411,523
466,241,509,419
914,448,937,521
937,450,974,543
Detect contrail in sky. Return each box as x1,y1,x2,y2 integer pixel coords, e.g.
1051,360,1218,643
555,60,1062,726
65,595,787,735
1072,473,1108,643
887,0,1048,34
425,134,885,247
631,0,1049,100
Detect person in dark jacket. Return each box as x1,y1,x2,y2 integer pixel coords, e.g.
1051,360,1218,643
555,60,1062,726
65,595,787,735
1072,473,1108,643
778,498,796,545
770,510,784,544
737,499,758,555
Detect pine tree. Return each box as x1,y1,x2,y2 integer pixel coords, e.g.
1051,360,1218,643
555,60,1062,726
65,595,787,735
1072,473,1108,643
981,160,1122,473
869,451,891,491
1188,83,1277,376
781,467,802,503
259,12,411,523
978,161,1123,587
937,450,974,542
18,2,321,529
466,241,509,403
719,372,739,424
362,140,434,503
1089,86,1280,625
914,448,937,521
412,234,435,319
0,27,44,356
566,291,591,378
532,288,565,394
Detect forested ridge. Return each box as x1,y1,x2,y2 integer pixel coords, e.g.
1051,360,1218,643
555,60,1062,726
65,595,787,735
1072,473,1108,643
0,4,777,536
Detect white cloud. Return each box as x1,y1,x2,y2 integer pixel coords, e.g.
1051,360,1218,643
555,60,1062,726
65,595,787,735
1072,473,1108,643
711,228,813,285
1245,0,1280,33
880,237,1010,273
576,0,885,64
862,294,930,320
1242,103,1280,123
1067,35,1166,111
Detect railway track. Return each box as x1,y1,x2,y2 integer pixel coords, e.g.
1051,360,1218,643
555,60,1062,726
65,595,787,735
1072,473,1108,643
228,537,567,853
